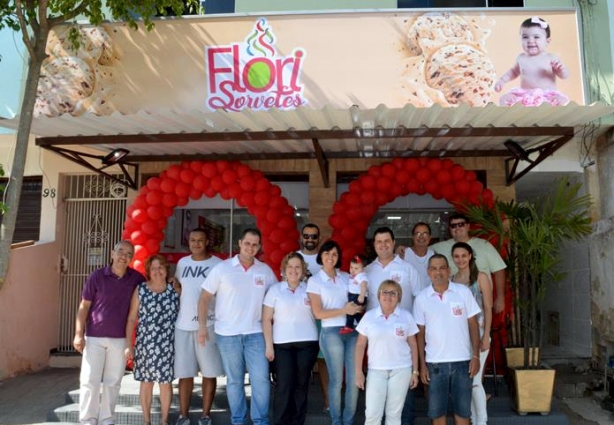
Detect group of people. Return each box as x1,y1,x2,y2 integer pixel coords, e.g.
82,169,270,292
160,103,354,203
73,212,506,425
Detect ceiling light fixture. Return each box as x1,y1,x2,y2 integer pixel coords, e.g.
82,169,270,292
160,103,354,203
101,148,130,165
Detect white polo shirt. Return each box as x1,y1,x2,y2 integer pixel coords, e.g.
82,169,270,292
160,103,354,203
348,271,369,296
202,255,277,336
356,306,418,370
413,282,481,363
175,255,222,331
365,255,421,313
263,281,318,344
306,269,350,328
298,251,321,277
403,248,435,291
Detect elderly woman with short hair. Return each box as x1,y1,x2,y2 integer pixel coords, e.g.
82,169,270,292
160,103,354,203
355,279,419,425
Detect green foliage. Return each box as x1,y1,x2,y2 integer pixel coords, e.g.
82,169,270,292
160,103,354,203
465,178,592,368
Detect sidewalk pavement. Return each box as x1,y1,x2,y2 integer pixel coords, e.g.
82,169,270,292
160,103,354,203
0,365,612,425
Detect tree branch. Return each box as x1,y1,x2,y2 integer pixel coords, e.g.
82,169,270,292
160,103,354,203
14,0,36,59
48,1,90,27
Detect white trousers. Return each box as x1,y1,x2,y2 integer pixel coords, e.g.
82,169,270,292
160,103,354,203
471,348,490,425
79,337,126,425
364,367,412,425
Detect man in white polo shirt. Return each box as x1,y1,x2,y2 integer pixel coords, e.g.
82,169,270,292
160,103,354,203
297,223,322,278
197,228,277,425
365,226,421,425
413,254,481,425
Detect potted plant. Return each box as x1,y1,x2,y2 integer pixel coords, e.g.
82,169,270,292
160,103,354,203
465,178,592,414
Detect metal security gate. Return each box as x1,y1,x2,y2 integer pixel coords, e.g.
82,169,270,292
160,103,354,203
57,175,128,352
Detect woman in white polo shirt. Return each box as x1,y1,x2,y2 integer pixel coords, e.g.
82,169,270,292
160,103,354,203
354,279,419,425
263,252,319,425
307,240,362,425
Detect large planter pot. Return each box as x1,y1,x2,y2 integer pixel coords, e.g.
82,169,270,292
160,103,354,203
512,368,556,415
505,347,539,368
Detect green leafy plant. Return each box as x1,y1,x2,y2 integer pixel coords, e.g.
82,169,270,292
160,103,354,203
465,178,592,368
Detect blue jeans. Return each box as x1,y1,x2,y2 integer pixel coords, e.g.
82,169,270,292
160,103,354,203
320,326,358,425
427,361,472,420
216,333,270,425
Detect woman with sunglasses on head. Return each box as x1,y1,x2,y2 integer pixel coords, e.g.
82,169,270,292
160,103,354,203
451,242,493,425
307,240,362,425
354,279,419,425
262,252,319,425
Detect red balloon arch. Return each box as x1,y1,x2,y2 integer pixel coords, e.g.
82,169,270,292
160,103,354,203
121,160,300,275
329,157,495,269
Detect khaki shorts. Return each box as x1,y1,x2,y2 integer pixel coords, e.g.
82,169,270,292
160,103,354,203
174,328,224,379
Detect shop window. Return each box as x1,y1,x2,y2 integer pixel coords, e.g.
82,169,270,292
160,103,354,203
0,176,43,243
203,0,235,14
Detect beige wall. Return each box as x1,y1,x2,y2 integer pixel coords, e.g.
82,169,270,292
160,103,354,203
0,242,60,380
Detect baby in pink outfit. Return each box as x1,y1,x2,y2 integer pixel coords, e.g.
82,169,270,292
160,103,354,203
495,17,570,107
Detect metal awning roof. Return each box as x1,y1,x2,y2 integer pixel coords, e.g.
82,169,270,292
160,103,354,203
1,102,613,187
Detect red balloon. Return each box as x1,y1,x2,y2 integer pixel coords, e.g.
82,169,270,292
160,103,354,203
131,230,147,245
376,177,393,193
181,161,191,169
390,183,404,198
132,208,148,223
427,159,443,173
145,239,160,255
124,218,138,232
267,208,283,223
375,192,389,205
202,163,217,178
329,213,346,228
465,171,477,182
193,175,208,192
455,180,471,195
175,182,190,198
333,202,346,215
122,230,131,240
396,169,410,185
280,240,298,253
236,164,252,178
348,180,363,193
470,181,484,194
269,249,285,265
220,187,231,200
228,183,243,198
216,160,231,172
162,193,177,208
270,185,282,198
424,180,439,195
157,218,167,230
381,163,396,178
256,179,270,192
146,177,161,192
222,169,238,185
180,169,195,184
346,208,362,222
138,186,150,197
177,196,189,207
132,260,145,274
141,220,158,235
147,206,163,220
254,191,270,207
441,184,456,200
367,165,382,177
361,175,376,190
416,168,431,184
160,179,176,194
405,158,420,174
134,245,149,260
210,176,224,193
269,197,288,209
406,179,421,193
392,158,405,169
270,228,285,244
240,178,256,192
451,165,466,180
345,193,361,207
161,207,174,217
341,226,358,241
167,165,182,180
260,220,275,235
239,192,255,207
190,161,203,174
133,195,148,210
360,191,375,204
204,187,216,198
442,159,455,169
146,191,162,206
278,216,295,230
189,188,203,200
436,169,452,185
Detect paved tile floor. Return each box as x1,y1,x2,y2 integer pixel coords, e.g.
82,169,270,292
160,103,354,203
0,366,612,425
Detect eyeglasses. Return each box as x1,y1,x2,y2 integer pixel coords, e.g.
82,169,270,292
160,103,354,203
413,232,430,237
302,234,319,240
449,222,467,229
380,290,399,297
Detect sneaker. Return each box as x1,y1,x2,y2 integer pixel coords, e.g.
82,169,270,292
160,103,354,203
176,416,190,425
339,326,354,335
198,417,212,425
